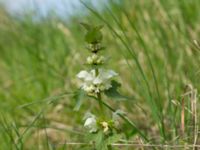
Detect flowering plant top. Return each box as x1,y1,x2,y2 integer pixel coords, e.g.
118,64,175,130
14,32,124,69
75,23,129,150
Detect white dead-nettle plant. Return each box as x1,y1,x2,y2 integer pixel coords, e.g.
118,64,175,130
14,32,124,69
74,23,130,150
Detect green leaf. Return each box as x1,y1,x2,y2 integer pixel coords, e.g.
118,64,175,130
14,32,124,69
104,80,133,101
105,134,123,145
126,128,138,138
81,23,104,44
94,131,105,150
80,22,91,31
94,24,104,30
85,28,103,44
73,89,86,111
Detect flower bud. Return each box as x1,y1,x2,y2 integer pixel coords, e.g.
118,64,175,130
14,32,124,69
96,56,105,64
86,54,105,65
91,54,98,61
86,56,93,64
100,121,109,133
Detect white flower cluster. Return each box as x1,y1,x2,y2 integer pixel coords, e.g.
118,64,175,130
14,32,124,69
86,54,105,65
84,112,121,133
77,69,118,93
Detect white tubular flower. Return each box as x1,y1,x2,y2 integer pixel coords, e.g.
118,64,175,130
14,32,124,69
84,113,97,133
77,70,94,81
77,69,118,93
95,69,118,83
100,121,109,133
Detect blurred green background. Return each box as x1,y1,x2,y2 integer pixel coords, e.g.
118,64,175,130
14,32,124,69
0,0,200,149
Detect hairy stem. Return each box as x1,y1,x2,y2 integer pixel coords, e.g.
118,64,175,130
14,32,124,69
107,145,112,150
97,92,104,113
95,68,105,117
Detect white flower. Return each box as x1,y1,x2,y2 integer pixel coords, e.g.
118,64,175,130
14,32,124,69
100,121,109,132
77,69,118,93
84,113,97,133
93,69,117,84
77,70,94,81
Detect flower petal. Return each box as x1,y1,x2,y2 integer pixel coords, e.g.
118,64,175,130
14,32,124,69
84,117,97,133
77,70,89,79
77,70,94,81
93,77,103,84
84,117,96,127
99,69,118,80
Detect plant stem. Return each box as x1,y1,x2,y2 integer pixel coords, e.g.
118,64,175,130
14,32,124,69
107,145,112,150
95,68,105,117
97,92,104,114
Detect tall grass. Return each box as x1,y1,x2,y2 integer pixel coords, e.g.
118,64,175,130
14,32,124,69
0,0,200,149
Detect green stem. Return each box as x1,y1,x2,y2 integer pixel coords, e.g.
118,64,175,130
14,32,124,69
95,68,99,75
95,68,105,117
97,92,104,113
107,145,112,150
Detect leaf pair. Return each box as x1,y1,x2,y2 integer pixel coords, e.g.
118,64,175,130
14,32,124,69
81,22,103,44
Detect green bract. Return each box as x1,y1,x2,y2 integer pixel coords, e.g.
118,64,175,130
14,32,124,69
81,22,103,44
